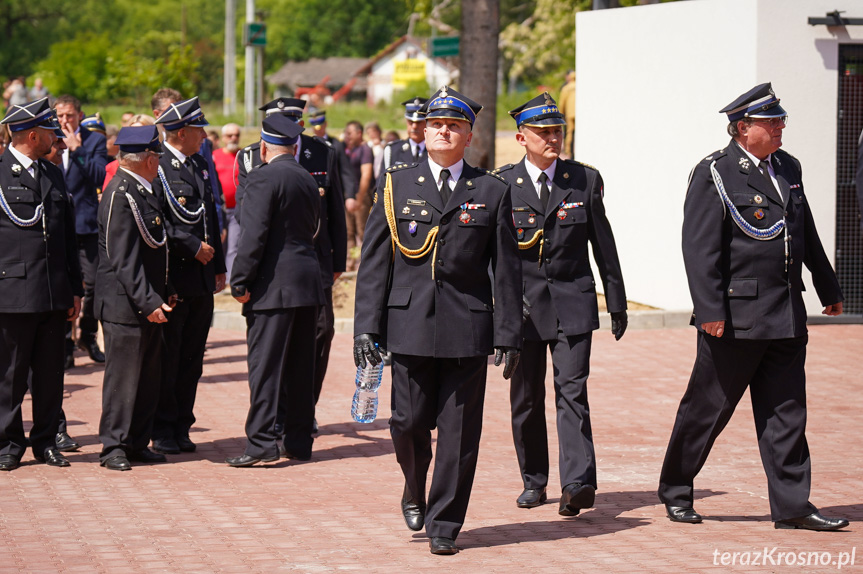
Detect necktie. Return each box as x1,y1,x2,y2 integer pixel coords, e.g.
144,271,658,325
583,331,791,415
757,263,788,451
758,160,775,192
538,172,550,210
412,145,418,161
439,168,451,204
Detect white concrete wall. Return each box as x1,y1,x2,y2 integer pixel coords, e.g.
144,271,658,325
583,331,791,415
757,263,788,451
576,0,863,313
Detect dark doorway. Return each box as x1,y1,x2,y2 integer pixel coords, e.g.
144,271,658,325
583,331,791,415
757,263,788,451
836,44,863,315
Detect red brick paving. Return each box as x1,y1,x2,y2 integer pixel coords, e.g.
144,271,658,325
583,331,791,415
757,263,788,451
1,324,861,572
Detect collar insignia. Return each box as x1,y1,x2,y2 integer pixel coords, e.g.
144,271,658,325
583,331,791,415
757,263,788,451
11,164,22,175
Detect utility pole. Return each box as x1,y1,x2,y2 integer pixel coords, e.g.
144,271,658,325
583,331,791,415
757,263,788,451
244,0,256,127
223,0,236,116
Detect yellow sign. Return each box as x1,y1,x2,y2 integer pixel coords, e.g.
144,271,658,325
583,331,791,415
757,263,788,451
393,59,427,88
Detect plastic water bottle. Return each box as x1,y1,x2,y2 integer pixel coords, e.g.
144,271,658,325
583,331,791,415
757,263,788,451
351,349,384,423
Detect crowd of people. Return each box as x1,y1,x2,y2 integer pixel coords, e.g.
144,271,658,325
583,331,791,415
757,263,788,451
0,80,850,557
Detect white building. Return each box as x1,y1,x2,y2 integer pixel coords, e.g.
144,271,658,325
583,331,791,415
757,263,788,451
358,36,455,105
576,0,863,318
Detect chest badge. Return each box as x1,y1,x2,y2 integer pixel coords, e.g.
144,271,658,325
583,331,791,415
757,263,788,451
754,208,765,220
178,197,187,206
155,216,161,225
459,211,472,224
517,228,525,240
557,209,567,220
528,216,535,224
754,194,763,204
202,170,209,180
420,209,428,216
319,187,326,197
408,220,418,235
402,206,411,215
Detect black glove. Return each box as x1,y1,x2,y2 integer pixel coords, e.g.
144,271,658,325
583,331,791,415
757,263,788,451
494,346,520,380
353,334,382,368
522,294,532,324
610,310,628,341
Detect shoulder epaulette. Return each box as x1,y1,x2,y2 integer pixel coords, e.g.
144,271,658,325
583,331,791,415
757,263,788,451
493,164,515,174
386,162,413,173
564,158,598,172
700,147,728,164
482,168,507,183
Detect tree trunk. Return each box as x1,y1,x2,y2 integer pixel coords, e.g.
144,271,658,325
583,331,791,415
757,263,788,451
460,0,499,169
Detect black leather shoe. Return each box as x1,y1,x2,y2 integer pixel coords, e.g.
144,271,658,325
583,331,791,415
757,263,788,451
401,485,426,531
429,537,458,555
101,455,131,471
35,447,71,467
312,418,319,434
225,453,279,467
775,511,849,531
517,487,547,508
666,505,703,524
55,432,80,452
559,483,596,516
176,436,196,452
0,454,20,471
281,447,311,461
152,438,180,454
64,353,74,370
128,448,167,463
77,339,105,363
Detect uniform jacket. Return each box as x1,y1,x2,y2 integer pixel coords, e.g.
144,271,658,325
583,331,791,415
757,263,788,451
497,157,626,340
95,169,172,324
683,139,843,339
0,148,82,313
383,138,424,170
153,148,226,297
235,134,347,288
354,161,523,358
63,126,109,235
231,154,324,313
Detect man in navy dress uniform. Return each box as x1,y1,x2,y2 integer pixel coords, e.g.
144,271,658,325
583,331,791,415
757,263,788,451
495,92,627,514
227,115,324,467
151,97,226,455
354,87,522,555
0,99,82,470
234,97,347,437
54,94,109,370
382,96,427,170
96,126,174,471
658,83,849,531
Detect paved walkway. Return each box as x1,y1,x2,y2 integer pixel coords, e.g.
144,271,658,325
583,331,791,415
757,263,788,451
2,324,861,573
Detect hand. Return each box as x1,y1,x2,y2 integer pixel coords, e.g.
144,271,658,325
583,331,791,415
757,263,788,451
701,320,725,338
67,296,81,321
823,302,843,316
345,197,358,213
494,346,520,380
522,294,532,324
147,303,172,323
168,294,178,308
610,310,628,341
353,333,382,368
61,123,82,152
214,273,226,293
195,242,215,264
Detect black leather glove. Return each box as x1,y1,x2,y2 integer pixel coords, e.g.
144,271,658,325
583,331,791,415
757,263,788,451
522,294,532,324
353,334,382,368
610,310,628,341
494,346,520,380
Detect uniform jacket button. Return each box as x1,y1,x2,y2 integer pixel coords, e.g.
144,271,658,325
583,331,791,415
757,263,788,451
441,217,449,225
